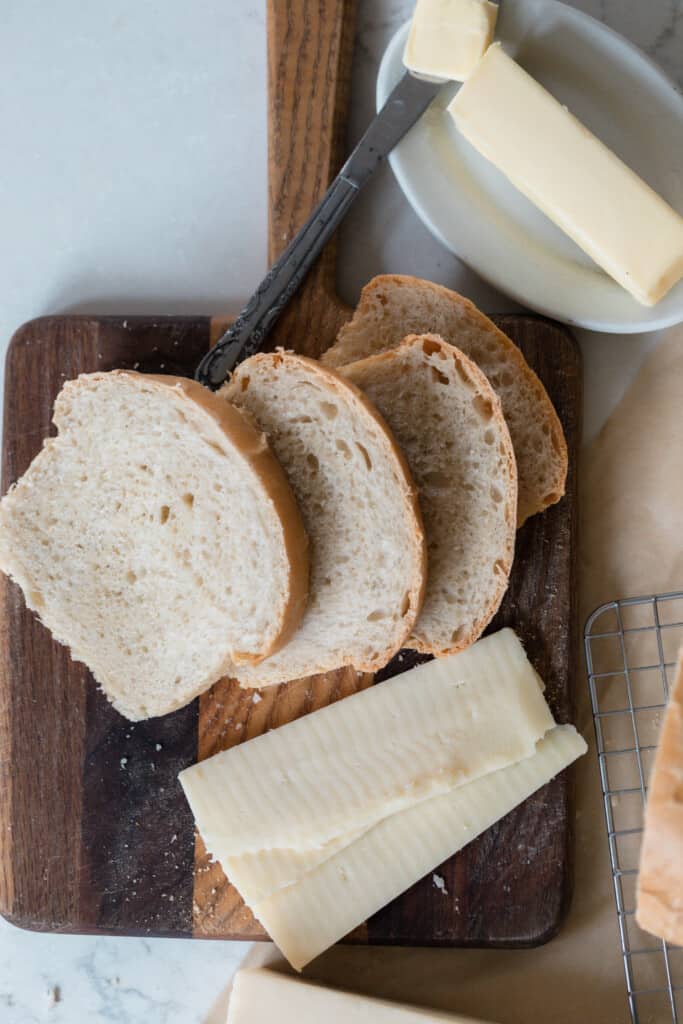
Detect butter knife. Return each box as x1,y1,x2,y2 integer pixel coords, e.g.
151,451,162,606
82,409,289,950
195,72,442,389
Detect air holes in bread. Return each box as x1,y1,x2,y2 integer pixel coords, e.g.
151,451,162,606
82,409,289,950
401,592,411,617
336,439,352,459
207,440,227,457
126,570,137,584
307,453,319,475
472,395,494,422
491,485,503,504
430,365,449,386
240,376,250,392
484,429,495,445
451,626,467,644
319,401,338,420
183,493,195,508
159,505,170,524
356,443,372,471
367,609,386,622
493,559,507,576
422,339,442,357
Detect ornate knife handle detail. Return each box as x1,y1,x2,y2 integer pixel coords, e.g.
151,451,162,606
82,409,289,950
195,72,442,389
195,175,358,389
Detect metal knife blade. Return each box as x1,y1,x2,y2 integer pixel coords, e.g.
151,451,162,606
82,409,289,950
195,72,442,389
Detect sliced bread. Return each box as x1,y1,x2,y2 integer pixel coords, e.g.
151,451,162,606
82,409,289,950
322,274,567,526
342,335,517,656
222,351,427,687
636,648,683,946
0,371,309,720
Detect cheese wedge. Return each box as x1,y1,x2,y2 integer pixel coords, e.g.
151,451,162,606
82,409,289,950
252,725,586,970
228,969,498,1023
448,44,683,306
403,0,499,82
179,630,555,855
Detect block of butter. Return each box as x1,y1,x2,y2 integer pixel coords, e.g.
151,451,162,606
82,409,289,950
448,44,683,306
403,0,499,82
228,969,499,1023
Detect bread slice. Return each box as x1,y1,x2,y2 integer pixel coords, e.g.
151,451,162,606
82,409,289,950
222,352,427,687
322,275,567,526
636,647,683,946
0,371,309,720
342,335,516,656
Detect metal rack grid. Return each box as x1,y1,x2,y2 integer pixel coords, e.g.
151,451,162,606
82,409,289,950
585,591,683,1024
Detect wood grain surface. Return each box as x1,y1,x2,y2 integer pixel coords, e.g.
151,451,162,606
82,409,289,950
0,0,583,948
0,313,581,943
0,317,208,935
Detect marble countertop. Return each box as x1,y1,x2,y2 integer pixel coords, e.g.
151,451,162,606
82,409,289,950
0,1,681,1021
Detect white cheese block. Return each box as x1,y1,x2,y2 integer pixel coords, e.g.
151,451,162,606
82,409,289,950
227,968,497,1023
179,629,555,855
403,0,499,82
448,44,683,306
252,725,587,970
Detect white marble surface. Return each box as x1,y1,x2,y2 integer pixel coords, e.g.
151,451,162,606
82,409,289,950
0,1,681,1021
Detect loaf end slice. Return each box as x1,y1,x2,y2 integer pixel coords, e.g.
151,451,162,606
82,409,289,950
0,371,309,719
343,335,517,656
323,274,567,526
636,648,683,946
222,351,427,687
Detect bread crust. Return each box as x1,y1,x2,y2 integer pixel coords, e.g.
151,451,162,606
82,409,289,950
322,274,567,526
122,374,313,663
0,370,310,719
224,351,428,680
104,372,310,666
636,648,683,946
343,335,517,657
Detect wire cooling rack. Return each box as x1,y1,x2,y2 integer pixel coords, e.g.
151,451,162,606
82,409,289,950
585,591,683,1024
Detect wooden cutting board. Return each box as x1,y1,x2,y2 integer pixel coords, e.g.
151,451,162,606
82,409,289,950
0,0,582,946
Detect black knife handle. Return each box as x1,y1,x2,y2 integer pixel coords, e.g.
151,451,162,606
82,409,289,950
195,72,440,389
195,174,358,389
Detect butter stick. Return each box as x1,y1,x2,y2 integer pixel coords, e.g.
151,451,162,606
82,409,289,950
448,44,683,306
404,0,499,82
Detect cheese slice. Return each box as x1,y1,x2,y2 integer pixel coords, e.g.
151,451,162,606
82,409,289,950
448,44,683,306
403,0,499,82
252,725,587,970
228,968,497,1023
223,828,366,906
179,629,555,854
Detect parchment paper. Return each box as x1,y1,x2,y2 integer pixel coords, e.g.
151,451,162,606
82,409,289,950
226,327,683,1024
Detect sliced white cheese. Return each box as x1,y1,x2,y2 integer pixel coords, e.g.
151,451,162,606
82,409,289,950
179,629,555,854
448,44,683,306
223,828,366,906
252,725,587,970
404,0,499,83
228,968,497,1023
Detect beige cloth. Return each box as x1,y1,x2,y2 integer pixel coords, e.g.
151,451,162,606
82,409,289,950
228,328,683,1024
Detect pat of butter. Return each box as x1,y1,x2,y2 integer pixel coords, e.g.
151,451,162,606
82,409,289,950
448,44,683,306
403,0,499,82
228,969,498,1023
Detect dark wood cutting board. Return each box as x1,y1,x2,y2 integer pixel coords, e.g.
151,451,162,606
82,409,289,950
0,0,582,947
